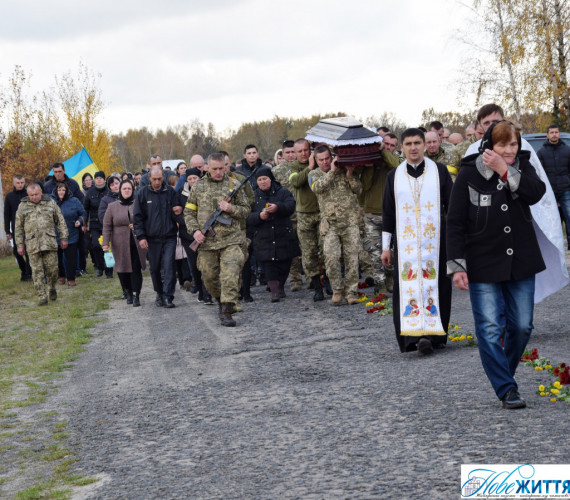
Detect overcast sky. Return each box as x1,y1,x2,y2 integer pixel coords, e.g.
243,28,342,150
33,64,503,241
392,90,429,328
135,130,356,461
0,0,473,135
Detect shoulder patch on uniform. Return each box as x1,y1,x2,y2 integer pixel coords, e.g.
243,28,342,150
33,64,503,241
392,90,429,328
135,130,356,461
185,202,197,211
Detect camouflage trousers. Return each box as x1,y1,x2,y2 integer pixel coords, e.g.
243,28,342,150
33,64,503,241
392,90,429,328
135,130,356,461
289,219,303,287
29,251,58,300
358,206,374,279
198,244,246,304
296,211,321,278
363,213,392,283
321,220,360,299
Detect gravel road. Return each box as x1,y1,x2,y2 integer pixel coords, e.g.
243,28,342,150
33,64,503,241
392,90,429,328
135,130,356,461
14,266,570,499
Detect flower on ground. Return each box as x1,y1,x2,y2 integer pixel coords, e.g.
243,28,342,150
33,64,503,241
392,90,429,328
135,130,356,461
540,391,546,396
550,398,557,402
539,385,545,392
554,381,562,389
551,388,560,395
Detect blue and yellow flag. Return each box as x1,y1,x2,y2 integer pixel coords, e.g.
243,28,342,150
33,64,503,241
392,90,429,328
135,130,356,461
50,147,99,184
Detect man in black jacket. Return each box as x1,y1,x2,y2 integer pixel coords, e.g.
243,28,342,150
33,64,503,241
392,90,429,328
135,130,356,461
3,174,33,280
537,125,570,247
134,166,183,308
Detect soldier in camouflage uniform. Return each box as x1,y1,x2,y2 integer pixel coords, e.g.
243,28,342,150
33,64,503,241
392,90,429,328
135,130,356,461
454,132,477,161
309,145,362,305
361,149,400,293
425,131,460,181
15,183,69,305
271,140,303,291
184,153,251,327
287,139,325,300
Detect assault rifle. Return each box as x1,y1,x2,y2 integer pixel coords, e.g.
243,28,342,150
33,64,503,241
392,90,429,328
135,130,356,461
189,166,258,251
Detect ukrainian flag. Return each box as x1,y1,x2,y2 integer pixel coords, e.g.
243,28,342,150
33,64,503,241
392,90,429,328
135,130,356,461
50,147,99,183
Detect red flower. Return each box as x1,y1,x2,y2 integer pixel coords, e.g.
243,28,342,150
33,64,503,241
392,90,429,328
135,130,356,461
560,362,567,369
554,368,561,376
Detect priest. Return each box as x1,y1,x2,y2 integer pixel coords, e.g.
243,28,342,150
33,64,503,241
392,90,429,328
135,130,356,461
381,129,454,355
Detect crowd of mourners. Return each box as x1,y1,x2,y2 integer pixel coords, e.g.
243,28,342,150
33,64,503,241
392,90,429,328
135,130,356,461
4,102,570,410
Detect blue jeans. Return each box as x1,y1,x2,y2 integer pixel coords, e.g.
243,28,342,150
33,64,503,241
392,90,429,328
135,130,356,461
556,190,570,244
469,276,535,400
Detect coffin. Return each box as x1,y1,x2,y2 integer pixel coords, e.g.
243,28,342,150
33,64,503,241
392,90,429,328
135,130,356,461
305,117,382,166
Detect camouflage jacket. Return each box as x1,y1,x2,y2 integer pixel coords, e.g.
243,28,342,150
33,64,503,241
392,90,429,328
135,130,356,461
229,170,255,230
14,194,69,254
308,168,362,226
426,146,460,169
184,173,250,250
272,161,297,222
287,160,319,213
455,134,477,160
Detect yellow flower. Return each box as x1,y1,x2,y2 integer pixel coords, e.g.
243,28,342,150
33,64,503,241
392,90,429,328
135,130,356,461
467,335,473,340
551,388,559,395
545,365,552,370
365,302,373,306
538,385,545,392
554,381,562,389
454,325,461,330
550,398,557,402
534,366,543,371
540,392,546,396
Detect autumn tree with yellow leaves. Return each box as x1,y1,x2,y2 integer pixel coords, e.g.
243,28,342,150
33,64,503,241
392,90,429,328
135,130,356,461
0,64,116,196
466,0,570,130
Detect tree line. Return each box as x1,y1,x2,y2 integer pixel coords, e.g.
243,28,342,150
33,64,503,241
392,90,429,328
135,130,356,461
3,0,570,198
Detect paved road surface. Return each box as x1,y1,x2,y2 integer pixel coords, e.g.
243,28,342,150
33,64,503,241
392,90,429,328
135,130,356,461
24,270,570,498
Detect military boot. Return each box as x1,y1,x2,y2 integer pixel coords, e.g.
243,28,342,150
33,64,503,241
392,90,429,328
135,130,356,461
132,292,141,307
216,299,224,321
312,275,324,302
126,290,133,305
323,273,333,296
221,303,236,327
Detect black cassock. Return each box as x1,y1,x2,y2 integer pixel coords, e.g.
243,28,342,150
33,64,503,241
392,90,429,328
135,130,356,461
382,160,453,353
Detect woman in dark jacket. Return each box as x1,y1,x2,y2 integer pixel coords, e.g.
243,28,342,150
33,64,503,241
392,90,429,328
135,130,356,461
246,167,300,302
51,182,87,286
84,171,108,276
447,121,546,410
98,175,121,279
102,180,147,306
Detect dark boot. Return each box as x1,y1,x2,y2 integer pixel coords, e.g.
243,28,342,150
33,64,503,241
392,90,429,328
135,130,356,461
268,280,280,302
203,288,213,305
155,293,163,307
278,281,286,299
105,268,113,279
216,299,224,321
312,275,324,302
132,292,140,307
323,274,333,296
241,285,254,303
126,290,133,304
257,271,267,286
221,303,236,327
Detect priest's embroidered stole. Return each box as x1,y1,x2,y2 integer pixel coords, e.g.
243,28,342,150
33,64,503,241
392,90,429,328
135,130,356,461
394,158,445,336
